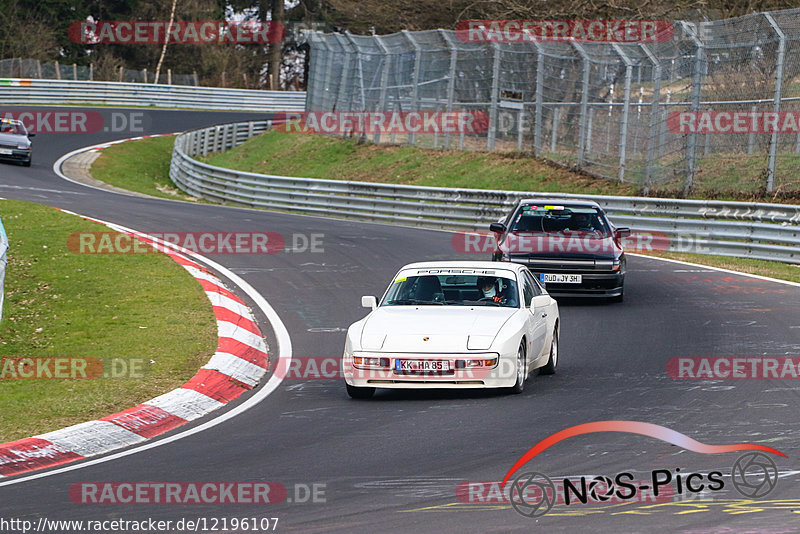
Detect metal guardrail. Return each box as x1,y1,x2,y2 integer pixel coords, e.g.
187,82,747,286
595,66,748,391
170,121,800,264
0,78,306,111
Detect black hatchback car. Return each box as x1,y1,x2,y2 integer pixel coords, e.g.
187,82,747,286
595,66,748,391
490,199,630,301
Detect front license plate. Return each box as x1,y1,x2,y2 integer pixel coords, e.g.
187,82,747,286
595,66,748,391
540,273,582,284
395,359,451,372
0,149,12,155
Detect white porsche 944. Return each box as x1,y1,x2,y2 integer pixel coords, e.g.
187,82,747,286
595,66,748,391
343,261,560,398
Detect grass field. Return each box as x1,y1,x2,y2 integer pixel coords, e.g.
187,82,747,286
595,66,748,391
0,199,217,442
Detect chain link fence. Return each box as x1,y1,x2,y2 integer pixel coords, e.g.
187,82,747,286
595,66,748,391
0,58,199,86
306,9,800,197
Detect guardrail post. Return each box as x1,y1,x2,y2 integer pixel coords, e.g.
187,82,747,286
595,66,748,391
533,43,545,155
488,42,501,150
765,12,785,193
403,30,423,146
572,43,591,167
681,22,704,197
640,44,662,187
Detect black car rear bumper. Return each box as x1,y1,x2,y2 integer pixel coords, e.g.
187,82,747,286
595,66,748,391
543,273,624,297
497,256,625,298
0,149,31,163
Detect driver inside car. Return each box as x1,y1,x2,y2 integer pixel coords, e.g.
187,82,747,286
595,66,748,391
477,276,512,305
567,212,595,232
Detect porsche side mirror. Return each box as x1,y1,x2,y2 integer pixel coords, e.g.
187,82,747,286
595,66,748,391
361,295,377,310
531,294,551,309
489,222,506,233
27,133,35,138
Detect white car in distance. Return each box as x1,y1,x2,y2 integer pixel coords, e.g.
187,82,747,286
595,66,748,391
343,261,560,398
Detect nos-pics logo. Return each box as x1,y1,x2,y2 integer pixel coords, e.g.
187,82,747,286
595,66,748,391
503,421,784,518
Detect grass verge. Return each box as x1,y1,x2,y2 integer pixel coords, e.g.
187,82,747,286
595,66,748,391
200,131,638,196
90,135,200,202
0,199,217,442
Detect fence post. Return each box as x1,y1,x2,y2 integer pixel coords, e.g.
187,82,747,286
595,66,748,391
373,35,391,144
89,62,93,81
586,107,594,155
612,43,633,183
488,42,501,151
533,43,545,155
747,104,756,154
403,30,423,146
572,43,591,167
55,61,61,80
640,44,662,186
344,32,367,113
336,36,353,113
680,21,704,197
551,107,560,152
765,12,785,193
326,34,343,110
440,30,458,150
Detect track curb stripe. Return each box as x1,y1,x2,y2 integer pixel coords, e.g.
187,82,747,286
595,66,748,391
0,209,271,477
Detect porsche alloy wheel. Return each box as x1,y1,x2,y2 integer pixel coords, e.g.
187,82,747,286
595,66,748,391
509,342,526,394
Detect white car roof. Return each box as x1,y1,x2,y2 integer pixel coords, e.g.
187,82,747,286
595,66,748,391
398,260,524,272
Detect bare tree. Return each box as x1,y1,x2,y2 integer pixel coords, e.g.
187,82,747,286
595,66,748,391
154,0,179,84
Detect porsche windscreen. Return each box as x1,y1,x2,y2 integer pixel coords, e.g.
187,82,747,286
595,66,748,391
509,204,612,238
381,274,519,307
